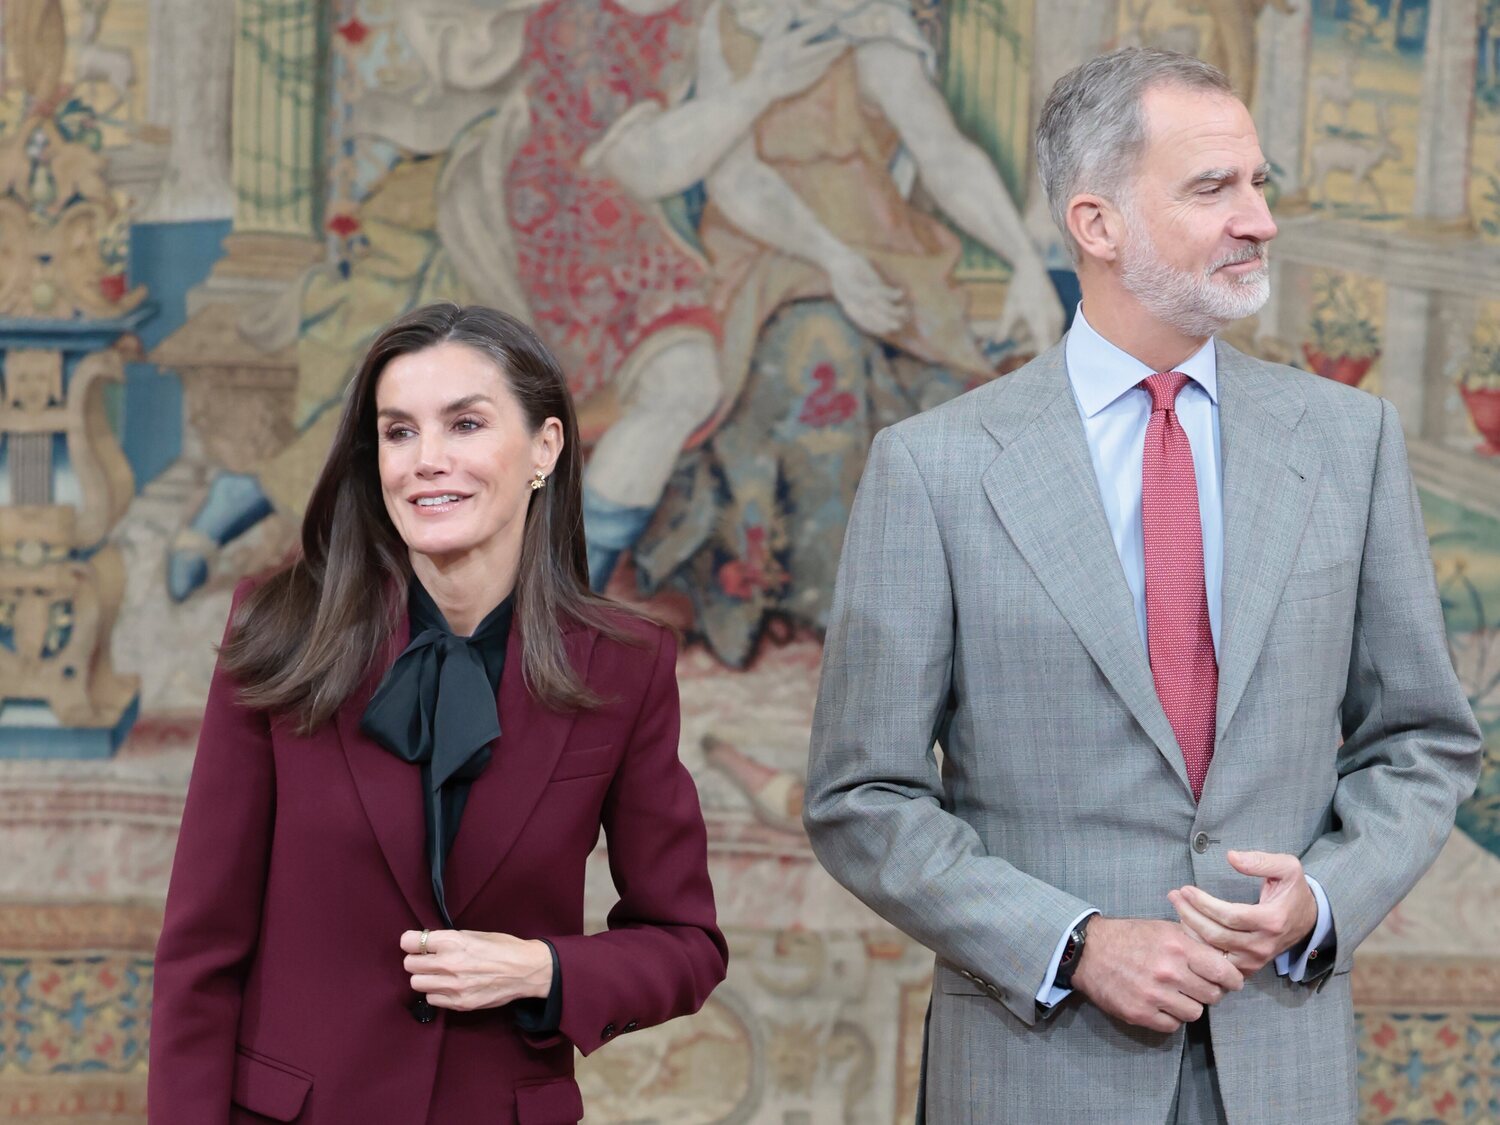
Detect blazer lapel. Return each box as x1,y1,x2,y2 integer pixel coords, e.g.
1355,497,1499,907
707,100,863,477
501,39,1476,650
335,611,445,928
980,345,1190,793
443,624,598,921
1213,342,1322,741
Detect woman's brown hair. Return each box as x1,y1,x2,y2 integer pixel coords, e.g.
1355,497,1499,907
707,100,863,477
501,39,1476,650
221,302,651,732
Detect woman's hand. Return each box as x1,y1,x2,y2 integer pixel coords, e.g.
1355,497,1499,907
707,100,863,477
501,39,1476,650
823,246,909,336
994,259,1065,349
746,15,846,106
400,929,554,1012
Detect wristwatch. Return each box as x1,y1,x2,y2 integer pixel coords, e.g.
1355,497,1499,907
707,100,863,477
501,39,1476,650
1053,914,1095,991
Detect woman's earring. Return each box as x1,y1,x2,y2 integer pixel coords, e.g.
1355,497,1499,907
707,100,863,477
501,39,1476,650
530,469,547,492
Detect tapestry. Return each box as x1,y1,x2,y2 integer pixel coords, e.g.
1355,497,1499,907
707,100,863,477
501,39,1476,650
2,0,1499,1120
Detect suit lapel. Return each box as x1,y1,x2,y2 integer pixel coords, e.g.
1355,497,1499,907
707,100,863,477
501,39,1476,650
443,624,597,921
335,611,445,928
980,346,1191,793
1213,342,1322,741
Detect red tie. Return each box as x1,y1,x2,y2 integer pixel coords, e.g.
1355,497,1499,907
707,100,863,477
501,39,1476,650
1140,372,1217,800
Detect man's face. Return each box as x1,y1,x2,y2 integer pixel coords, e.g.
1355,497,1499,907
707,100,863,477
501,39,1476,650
1115,84,1278,338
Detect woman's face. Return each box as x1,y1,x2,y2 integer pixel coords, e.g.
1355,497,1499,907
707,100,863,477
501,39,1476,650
375,342,562,571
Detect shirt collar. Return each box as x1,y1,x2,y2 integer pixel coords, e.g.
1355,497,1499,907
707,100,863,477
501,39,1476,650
1064,304,1218,419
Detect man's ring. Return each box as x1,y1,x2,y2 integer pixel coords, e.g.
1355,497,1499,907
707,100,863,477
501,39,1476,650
419,929,430,955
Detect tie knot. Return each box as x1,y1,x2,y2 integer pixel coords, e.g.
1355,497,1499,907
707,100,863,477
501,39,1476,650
1141,371,1191,413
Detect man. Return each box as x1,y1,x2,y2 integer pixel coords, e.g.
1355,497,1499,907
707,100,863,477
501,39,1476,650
803,48,1481,1125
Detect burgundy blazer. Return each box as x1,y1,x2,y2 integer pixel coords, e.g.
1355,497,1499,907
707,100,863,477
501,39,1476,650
149,587,727,1124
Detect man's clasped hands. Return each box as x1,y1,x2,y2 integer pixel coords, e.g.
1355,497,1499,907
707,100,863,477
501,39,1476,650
1072,849,1320,1033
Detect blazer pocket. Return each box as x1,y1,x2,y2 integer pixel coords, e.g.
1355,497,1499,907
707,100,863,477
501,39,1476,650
551,744,614,782
516,1076,584,1124
231,1045,312,1122
1282,558,1357,603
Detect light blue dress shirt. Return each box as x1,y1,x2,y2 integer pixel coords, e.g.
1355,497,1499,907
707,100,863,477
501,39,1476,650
1035,307,1333,1008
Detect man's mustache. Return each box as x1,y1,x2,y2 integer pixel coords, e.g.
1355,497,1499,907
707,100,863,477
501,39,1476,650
1209,244,1268,273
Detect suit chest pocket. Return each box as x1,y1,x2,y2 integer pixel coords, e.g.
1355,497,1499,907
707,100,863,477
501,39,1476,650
1281,558,1357,603
550,743,614,782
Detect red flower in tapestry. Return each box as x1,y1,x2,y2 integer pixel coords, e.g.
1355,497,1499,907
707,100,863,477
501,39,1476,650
336,17,369,46
327,212,360,238
798,363,857,428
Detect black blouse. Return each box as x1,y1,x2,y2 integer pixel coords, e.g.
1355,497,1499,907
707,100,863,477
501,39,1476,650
361,578,561,1031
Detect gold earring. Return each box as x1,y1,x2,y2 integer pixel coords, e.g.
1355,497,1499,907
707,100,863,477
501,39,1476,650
530,469,546,492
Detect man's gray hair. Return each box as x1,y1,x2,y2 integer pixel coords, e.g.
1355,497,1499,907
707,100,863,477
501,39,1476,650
1036,48,1233,261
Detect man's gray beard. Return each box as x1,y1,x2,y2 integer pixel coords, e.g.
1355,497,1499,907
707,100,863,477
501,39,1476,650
1117,215,1270,339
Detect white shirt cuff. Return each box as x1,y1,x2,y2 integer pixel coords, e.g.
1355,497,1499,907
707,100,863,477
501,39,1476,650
1035,909,1100,1007
1274,874,1333,982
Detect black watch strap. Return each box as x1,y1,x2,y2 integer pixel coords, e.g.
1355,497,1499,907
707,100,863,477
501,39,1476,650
1053,913,1095,992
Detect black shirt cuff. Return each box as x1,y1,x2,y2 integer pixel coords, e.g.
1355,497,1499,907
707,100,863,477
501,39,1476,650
512,939,562,1033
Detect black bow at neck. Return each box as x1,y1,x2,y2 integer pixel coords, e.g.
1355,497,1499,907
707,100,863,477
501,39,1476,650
360,578,513,926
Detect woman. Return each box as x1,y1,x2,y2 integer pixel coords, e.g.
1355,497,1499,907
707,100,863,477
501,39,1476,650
149,303,728,1123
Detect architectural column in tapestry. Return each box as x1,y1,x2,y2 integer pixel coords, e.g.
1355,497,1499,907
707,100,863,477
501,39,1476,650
139,0,233,221
1457,3,1500,471
214,0,327,285
1255,0,1313,198
1413,0,1478,229
148,0,328,605
936,0,1036,319
1382,0,1480,446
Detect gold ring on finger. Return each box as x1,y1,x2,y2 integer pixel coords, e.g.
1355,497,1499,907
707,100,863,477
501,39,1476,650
419,929,430,956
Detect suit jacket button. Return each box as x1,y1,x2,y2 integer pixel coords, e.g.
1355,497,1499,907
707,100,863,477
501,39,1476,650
623,1020,639,1032
409,998,437,1023
1192,832,1210,854
601,1022,617,1040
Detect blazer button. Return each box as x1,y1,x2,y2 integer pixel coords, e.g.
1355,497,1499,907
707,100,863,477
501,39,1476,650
1192,831,1210,854
409,997,437,1024
601,1022,617,1040
623,1020,639,1033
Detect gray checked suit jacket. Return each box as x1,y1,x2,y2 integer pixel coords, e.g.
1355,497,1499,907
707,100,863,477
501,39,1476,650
804,339,1482,1124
